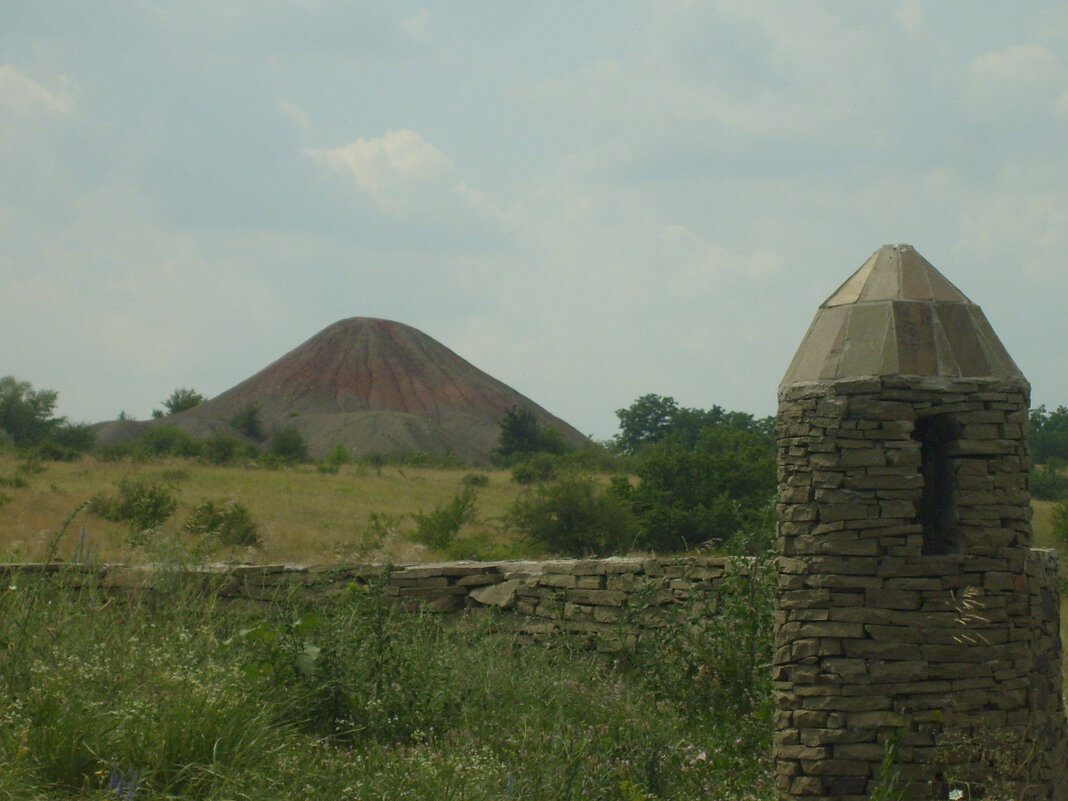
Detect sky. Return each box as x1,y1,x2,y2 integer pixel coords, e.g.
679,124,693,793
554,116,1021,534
3,1,1068,441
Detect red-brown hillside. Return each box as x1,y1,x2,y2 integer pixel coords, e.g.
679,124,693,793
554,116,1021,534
99,318,588,463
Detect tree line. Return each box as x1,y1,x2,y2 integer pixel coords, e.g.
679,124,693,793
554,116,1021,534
5,374,1067,556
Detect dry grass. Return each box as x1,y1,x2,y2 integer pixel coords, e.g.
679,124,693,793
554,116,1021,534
0,452,527,564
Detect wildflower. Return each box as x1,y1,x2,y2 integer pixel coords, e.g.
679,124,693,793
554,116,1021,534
948,789,964,801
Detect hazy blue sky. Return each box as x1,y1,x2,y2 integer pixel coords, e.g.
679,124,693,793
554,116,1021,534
3,1,1067,439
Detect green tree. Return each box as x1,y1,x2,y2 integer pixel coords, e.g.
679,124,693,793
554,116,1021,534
613,394,680,455
613,394,774,455
629,425,776,552
493,406,569,464
1030,405,1068,463
161,387,206,416
508,474,638,556
231,403,265,441
0,376,62,447
268,427,308,463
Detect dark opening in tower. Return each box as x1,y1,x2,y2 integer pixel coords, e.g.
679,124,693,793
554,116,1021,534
913,414,962,555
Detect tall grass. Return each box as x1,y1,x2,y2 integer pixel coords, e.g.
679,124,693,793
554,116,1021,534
0,544,775,800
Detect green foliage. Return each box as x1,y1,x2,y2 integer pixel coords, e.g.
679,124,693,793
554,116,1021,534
494,406,570,464
161,387,206,416
138,424,204,458
201,432,254,465
614,393,774,456
1032,458,1068,500
26,420,96,461
267,427,308,463
0,554,777,801
231,403,265,441
0,375,64,447
461,472,490,488
88,476,179,534
508,474,638,556
629,426,776,552
511,452,560,484
1051,501,1068,548
627,555,774,721
324,443,351,466
1030,405,1068,463
412,486,478,551
183,499,260,547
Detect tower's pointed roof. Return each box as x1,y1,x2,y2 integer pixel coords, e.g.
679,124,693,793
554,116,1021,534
780,244,1023,387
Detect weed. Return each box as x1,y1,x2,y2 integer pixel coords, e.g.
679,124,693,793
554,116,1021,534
88,476,179,540
411,487,477,551
462,472,490,488
183,499,260,548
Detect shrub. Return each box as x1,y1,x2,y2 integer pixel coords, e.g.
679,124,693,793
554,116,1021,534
30,440,83,462
231,403,265,441
1032,459,1068,501
511,452,559,484
412,486,477,551
267,427,308,463
461,472,490,488
324,443,350,466
629,426,776,552
88,477,179,535
160,387,206,416
493,406,570,465
183,499,260,547
138,425,203,458
1051,502,1068,548
508,474,638,556
50,423,96,453
201,433,253,465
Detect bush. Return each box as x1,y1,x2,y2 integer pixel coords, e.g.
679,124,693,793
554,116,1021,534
461,472,490,488
1051,502,1068,548
183,499,260,547
50,423,96,453
412,487,477,551
629,426,776,552
508,474,638,556
89,477,179,534
511,452,559,484
267,427,308,463
160,387,206,416
1032,459,1068,501
493,406,571,465
201,433,254,466
30,440,83,462
231,403,265,441
138,425,203,459
324,443,350,467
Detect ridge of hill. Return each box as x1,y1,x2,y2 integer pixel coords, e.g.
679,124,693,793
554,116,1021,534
94,318,589,463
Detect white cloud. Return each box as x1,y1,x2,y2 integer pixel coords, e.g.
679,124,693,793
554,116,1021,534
0,66,73,115
311,128,455,194
306,129,511,227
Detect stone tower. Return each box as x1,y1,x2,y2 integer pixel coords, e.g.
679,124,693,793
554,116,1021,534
774,244,1066,800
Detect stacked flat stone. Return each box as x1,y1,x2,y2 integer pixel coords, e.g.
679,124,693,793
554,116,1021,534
0,555,734,653
774,245,1066,800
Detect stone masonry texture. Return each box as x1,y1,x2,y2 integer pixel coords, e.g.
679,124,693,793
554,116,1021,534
775,374,1067,800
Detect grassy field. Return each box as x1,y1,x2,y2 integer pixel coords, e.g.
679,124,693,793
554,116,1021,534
0,554,776,801
1,449,1064,566
0,452,533,564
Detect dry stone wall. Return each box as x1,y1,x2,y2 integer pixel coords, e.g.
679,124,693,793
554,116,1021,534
0,555,739,650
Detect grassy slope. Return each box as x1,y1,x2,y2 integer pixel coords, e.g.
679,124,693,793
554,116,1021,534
0,452,529,564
